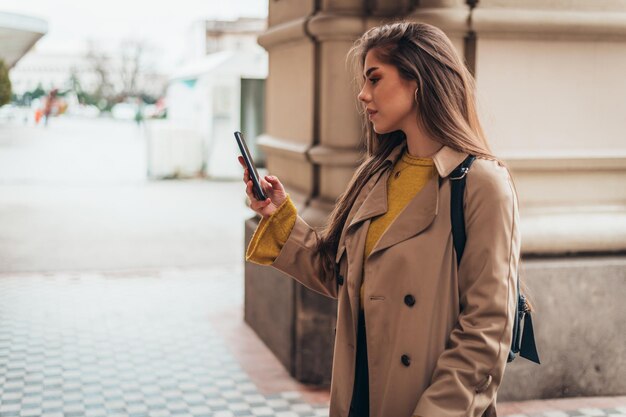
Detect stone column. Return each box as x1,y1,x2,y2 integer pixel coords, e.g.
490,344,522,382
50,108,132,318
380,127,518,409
469,0,626,400
245,0,365,386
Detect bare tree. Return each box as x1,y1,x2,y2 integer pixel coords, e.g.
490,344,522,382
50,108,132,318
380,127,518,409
86,40,114,104
84,38,160,106
119,39,146,98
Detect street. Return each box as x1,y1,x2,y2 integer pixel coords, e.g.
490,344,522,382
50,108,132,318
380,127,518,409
0,117,249,272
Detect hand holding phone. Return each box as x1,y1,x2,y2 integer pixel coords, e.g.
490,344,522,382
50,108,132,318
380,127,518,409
234,131,267,201
235,131,287,218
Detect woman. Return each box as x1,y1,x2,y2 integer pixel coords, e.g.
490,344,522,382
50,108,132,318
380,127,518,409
239,21,521,417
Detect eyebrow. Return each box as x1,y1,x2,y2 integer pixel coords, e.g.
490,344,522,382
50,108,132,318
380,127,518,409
363,66,379,78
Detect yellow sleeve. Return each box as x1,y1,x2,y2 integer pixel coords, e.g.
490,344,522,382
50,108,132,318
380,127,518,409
245,194,297,265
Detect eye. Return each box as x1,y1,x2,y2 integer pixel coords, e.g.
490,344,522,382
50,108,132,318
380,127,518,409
369,78,379,85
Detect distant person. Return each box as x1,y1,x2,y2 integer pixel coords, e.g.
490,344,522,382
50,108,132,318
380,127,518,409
238,21,537,417
134,98,144,127
43,88,58,126
34,108,42,125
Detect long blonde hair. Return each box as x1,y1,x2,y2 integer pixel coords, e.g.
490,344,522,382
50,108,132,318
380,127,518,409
315,21,530,308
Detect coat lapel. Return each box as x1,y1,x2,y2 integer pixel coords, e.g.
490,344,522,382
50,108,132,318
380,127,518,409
334,143,406,263
346,170,389,230
345,143,407,232
368,173,439,256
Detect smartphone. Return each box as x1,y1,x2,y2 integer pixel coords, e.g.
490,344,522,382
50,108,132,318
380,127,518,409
234,131,268,202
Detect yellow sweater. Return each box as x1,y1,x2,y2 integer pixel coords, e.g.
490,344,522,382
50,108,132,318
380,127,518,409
246,148,436,309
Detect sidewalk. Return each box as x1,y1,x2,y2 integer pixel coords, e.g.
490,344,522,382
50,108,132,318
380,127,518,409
1,267,623,417
213,302,625,417
0,267,329,417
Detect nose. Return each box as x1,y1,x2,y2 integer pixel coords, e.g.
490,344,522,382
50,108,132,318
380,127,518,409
358,87,370,104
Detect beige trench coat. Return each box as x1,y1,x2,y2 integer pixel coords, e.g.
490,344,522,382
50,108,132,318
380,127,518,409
270,142,520,417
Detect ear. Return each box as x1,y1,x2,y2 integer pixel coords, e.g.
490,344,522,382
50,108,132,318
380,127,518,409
411,80,420,108
412,79,419,95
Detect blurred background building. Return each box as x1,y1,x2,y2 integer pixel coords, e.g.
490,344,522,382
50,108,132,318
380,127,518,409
0,12,47,68
2,11,267,180
244,0,626,402
149,17,267,179
187,17,268,59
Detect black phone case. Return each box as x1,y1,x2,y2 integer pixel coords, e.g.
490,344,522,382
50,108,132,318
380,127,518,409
234,131,268,201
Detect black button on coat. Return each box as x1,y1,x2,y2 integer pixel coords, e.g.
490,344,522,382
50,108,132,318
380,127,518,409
404,294,416,306
401,354,411,367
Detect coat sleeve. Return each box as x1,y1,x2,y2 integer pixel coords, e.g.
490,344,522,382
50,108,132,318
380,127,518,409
246,195,338,299
413,160,520,417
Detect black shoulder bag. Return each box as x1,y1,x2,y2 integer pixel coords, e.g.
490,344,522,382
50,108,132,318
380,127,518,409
450,155,540,364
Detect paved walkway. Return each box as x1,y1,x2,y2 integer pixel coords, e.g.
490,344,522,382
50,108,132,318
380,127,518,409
0,267,624,417
0,267,328,417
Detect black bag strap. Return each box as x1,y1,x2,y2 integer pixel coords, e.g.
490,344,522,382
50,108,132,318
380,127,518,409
450,156,476,264
449,155,540,365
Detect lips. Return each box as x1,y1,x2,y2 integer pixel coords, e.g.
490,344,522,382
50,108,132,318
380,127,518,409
367,109,378,118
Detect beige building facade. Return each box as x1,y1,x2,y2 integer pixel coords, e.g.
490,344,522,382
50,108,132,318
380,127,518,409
245,0,626,400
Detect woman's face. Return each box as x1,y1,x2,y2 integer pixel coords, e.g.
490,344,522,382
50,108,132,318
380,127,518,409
358,49,418,134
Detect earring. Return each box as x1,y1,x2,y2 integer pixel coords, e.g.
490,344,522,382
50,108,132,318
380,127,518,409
414,87,419,104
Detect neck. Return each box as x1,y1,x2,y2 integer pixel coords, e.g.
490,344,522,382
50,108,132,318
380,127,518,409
402,119,443,158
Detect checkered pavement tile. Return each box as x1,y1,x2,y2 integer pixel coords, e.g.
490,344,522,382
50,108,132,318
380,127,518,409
0,268,329,417
0,268,623,417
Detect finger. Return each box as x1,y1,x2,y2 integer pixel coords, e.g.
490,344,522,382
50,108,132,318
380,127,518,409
260,177,272,192
264,175,283,191
251,198,271,211
247,181,267,204
255,198,271,210
239,158,250,182
246,181,255,200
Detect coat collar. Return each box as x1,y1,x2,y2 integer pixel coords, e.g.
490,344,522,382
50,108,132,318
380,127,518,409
349,141,468,228
336,142,469,262
383,141,469,178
